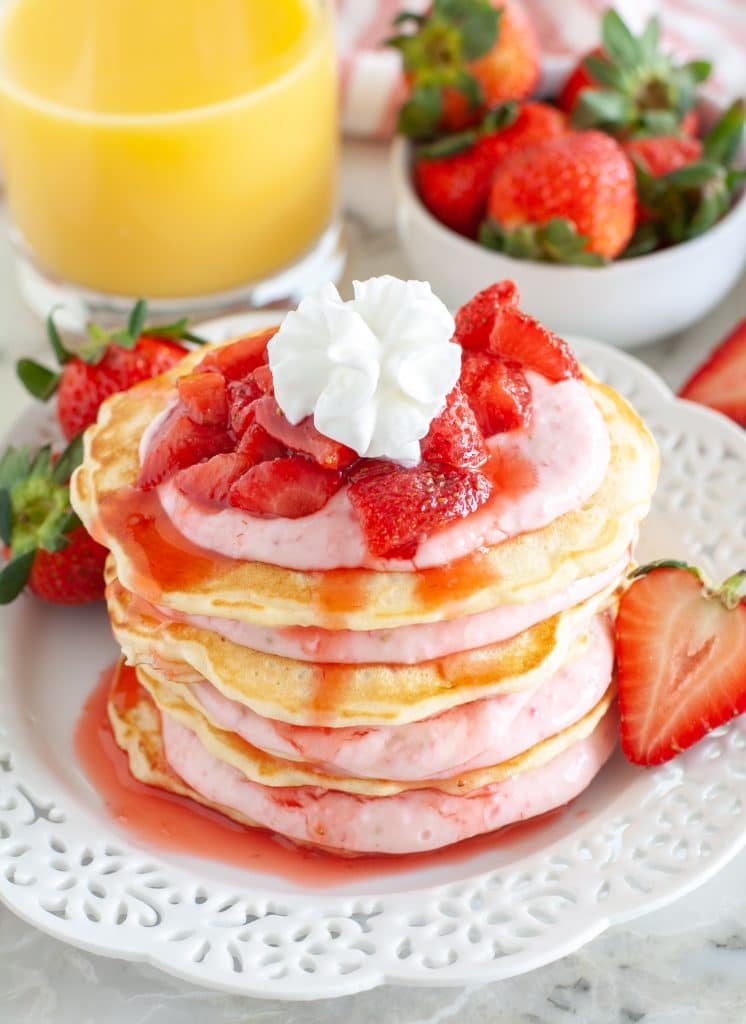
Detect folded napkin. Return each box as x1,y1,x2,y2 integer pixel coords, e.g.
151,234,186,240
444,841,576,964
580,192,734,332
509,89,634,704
337,0,746,138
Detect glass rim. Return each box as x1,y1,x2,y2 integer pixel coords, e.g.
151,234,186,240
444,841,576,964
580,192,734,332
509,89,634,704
0,0,331,126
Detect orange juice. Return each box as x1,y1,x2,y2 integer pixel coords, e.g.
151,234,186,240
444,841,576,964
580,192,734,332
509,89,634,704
0,0,338,298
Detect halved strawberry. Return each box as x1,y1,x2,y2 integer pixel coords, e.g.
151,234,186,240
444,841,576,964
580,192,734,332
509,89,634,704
197,330,275,381
172,452,254,505
459,351,532,435
228,456,343,519
421,386,488,468
236,422,287,464
253,396,357,470
488,307,581,381
454,281,520,351
138,415,232,489
679,319,746,428
177,371,229,426
616,561,746,766
348,462,491,560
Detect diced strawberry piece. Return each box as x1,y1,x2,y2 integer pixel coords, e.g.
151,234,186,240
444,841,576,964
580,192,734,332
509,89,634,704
453,281,520,351
421,386,488,469
348,462,492,560
679,319,746,428
227,378,263,436
253,396,357,470
228,456,343,519
488,306,581,381
177,371,229,426
252,364,274,394
459,351,532,435
197,329,276,381
138,414,233,489
172,452,254,505
616,563,746,766
236,422,287,464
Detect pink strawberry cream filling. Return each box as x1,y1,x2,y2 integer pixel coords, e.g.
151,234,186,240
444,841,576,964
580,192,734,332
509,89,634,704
143,373,609,571
187,613,613,780
161,704,618,855
157,555,627,663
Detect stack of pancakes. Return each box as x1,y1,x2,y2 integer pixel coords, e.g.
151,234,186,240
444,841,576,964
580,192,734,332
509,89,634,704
72,335,659,856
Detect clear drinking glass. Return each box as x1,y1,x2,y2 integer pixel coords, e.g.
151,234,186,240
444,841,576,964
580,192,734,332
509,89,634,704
0,0,343,324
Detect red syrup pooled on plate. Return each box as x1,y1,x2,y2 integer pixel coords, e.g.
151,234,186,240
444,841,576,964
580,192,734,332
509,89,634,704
75,663,565,889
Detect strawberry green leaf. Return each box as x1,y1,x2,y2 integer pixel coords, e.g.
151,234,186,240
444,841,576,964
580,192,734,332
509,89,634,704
584,54,625,92
687,187,726,238
638,109,682,136
393,9,424,27
703,99,746,166
146,317,206,345
479,217,605,266
0,489,11,547
417,129,477,159
29,444,53,479
127,298,148,342
573,88,635,130
683,59,712,85
52,431,85,485
444,0,500,62
0,447,32,491
46,308,73,365
619,222,660,258
481,100,519,134
0,550,35,605
601,9,641,70
664,161,721,188
16,358,60,401
639,16,660,62
398,83,444,137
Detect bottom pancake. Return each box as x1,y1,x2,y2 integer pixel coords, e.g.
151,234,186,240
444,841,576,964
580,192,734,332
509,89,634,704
109,665,618,855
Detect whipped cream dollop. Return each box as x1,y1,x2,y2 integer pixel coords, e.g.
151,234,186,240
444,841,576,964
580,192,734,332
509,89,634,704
267,276,461,466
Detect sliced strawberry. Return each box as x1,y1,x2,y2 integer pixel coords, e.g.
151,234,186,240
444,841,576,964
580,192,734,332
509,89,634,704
197,329,275,381
616,562,746,766
253,364,274,394
253,396,357,470
488,307,581,382
348,462,491,560
236,422,287,464
453,281,520,352
138,415,233,489
459,351,532,436
228,456,343,519
177,371,228,426
421,386,488,469
679,319,746,428
172,452,254,505
227,377,263,436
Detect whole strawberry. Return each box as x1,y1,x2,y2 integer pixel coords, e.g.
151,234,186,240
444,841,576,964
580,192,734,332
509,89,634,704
17,299,203,440
480,130,636,262
623,101,746,256
388,0,539,137
414,101,568,236
0,436,107,605
558,10,710,138
616,561,746,766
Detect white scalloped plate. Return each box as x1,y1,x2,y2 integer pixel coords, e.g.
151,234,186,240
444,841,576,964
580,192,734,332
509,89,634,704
1,319,745,1001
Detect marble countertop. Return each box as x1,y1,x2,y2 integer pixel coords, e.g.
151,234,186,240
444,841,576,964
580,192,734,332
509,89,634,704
1,140,745,1023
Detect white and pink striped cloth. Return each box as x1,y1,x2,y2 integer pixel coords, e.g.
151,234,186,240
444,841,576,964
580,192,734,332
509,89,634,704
336,0,746,137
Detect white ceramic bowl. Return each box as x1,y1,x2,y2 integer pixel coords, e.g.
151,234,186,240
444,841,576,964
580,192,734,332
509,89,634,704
391,136,746,349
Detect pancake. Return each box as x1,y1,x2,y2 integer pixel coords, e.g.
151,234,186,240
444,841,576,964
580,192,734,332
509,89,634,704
137,612,614,780
71,338,659,630
135,659,616,796
108,572,619,725
109,664,618,855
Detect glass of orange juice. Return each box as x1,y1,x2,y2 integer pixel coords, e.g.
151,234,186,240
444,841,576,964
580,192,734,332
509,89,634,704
0,0,342,322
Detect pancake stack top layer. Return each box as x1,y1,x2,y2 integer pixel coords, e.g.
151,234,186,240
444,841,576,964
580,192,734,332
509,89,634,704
71,278,659,855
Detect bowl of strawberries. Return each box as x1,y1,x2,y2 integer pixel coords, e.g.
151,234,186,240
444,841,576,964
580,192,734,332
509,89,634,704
389,3,746,348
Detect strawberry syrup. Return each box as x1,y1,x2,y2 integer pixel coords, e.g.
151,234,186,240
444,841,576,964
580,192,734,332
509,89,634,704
75,663,565,889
